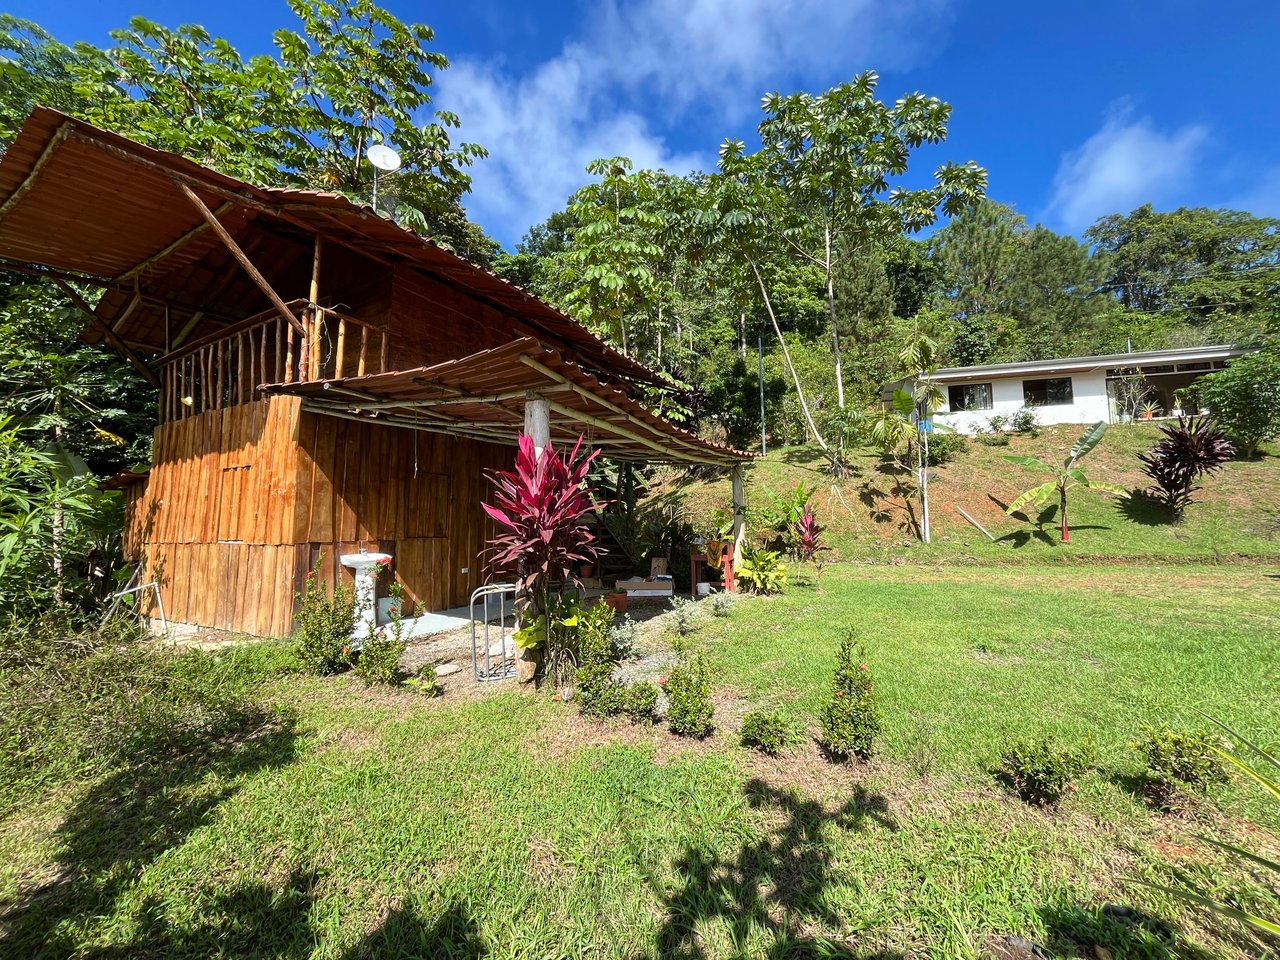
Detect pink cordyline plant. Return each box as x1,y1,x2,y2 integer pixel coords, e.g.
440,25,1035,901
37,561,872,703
481,433,606,616
796,503,828,563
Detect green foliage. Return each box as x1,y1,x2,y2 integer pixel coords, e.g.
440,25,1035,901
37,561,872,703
665,652,714,738
0,612,280,805
819,631,880,760
925,431,968,465
0,5,495,261
1152,718,1280,940
1135,727,1225,806
709,591,735,617
739,708,798,755
1004,421,1127,542
576,601,626,719
751,481,816,552
403,663,441,697
609,614,641,661
353,628,405,685
737,545,788,595
293,561,355,676
623,681,660,725
1197,350,1280,456
668,596,702,637
997,737,1093,806
975,431,1011,447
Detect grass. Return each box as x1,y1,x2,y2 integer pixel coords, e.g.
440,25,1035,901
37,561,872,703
2,565,1278,958
661,423,1280,564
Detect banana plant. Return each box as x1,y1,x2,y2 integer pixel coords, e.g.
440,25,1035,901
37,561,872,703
1003,421,1127,543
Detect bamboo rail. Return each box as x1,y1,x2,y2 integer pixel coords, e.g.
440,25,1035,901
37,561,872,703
158,302,387,422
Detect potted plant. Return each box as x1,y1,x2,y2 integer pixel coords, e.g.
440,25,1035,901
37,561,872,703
1140,400,1161,420
604,590,628,613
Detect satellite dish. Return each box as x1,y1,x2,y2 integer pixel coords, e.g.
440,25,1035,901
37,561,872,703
366,144,402,172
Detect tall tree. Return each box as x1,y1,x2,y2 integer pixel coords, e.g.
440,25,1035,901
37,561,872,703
0,3,496,262
754,71,987,408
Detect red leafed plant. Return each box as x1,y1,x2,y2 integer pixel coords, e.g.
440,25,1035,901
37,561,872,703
482,433,605,616
796,503,828,564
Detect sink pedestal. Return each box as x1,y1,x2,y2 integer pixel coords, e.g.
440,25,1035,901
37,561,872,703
339,551,393,643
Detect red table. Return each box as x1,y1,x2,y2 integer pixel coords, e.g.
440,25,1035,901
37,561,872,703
689,547,735,597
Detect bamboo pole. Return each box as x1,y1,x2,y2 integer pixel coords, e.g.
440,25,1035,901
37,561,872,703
175,181,304,335
51,278,160,386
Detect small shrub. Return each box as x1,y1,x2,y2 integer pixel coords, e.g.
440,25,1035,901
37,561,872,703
738,545,787,595
665,652,714,738
624,681,660,724
1007,406,1040,435
403,663,441,697
293,561,355,676
354,627,406,685
975,432,1011,447
709,591,735,617
998,737,1093,806
1137,416,1234,515
1136,727,1225,806
987,413,1009,432
610,615,641,660
668,596,701,636
740,708,796,754
926,432,968,465
819,632,880,760
1197,349,1280,456
577,611,626,718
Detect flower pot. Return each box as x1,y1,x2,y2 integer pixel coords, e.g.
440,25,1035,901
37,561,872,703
696,582,711,597
604,592,628,613
579,564,595,579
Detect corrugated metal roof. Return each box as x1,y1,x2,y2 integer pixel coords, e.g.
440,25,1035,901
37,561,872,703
0,107,667,387
268,338,752,465
925,344,1250,383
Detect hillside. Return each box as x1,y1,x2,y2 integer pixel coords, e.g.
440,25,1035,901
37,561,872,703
650,423,1280,564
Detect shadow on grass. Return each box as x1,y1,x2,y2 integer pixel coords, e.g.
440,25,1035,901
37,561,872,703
1116,489,1178,527
0,708,300,956
649,778,903,959
1038,902,1223,960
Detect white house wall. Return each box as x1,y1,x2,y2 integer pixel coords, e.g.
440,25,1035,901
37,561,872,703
933,369,1111,434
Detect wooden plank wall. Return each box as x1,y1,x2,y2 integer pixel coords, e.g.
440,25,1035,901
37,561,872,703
389,264,513,369
292,408,510,615
125,395,307,636
125,393,514,636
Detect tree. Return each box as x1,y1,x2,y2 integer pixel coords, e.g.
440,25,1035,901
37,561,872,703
1003,422,1127,543
756,72,987,408
0,3,495,261
1196,349,1280,456
1087,205,1280,344
560,157,665,356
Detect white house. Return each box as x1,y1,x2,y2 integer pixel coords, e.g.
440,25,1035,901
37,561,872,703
912,345,1251,434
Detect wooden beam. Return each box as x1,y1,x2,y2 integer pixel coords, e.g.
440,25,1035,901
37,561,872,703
52,278,160,386
519,352,724,461
113,202,233,282
109,293,142,333
171,312,204,348
0,122,73,224
175,180,304,336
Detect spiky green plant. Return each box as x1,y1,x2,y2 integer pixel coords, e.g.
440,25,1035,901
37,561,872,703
1003,421,1127,543
1147,718,1279,939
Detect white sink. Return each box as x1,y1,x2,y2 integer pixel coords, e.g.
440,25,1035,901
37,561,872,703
339,551,393,642
340,552,392,569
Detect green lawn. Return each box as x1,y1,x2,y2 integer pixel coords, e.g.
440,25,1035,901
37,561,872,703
3,564,1277,958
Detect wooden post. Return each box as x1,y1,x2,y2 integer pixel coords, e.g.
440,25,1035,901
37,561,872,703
524,391,551,460
731,463,747,586
334,315,346,379
176,181,304,335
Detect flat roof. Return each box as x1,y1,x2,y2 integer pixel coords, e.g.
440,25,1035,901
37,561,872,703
926,344,1250,383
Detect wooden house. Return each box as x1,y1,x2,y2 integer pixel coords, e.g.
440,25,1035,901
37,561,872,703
0,108,750,637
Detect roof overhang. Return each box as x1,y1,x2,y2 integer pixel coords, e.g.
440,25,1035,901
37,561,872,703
266,338,753,466
923,344,1252,384
0,107,669,387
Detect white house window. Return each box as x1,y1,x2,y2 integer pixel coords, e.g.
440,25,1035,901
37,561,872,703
947,382,993,411
1023,377,1073,406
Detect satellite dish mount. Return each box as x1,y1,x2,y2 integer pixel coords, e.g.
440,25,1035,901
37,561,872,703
366,144,402,213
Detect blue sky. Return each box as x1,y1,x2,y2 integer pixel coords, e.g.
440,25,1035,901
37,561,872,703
12,1,1280,249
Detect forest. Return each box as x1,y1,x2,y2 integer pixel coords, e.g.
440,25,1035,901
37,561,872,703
0,2,1277,616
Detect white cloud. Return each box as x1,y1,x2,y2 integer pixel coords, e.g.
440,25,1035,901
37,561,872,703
1046,102,1209,232
439,0,952,246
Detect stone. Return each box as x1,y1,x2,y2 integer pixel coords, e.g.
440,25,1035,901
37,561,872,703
434,663,461,677
487,638,515,657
